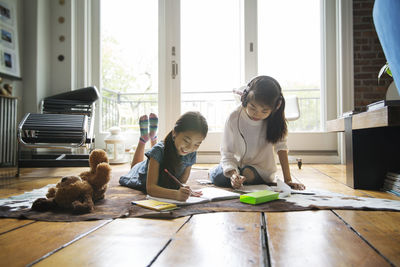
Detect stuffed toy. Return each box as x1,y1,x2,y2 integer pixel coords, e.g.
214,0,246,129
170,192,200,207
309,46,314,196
31,149,112,214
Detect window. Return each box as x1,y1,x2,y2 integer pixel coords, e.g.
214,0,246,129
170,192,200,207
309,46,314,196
96,0,338,160
101,0,158,133
258,0,322,132
180,0,242,132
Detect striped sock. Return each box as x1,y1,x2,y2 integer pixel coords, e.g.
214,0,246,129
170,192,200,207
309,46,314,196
149,113,158,141
139,115,149,144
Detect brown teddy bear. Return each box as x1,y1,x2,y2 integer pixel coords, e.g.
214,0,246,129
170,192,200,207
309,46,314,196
31,149,112,214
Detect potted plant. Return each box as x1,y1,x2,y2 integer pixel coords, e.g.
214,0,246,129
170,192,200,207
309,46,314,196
378,62,392,81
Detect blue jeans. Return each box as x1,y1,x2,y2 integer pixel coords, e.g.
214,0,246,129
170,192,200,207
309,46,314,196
209,164,264,188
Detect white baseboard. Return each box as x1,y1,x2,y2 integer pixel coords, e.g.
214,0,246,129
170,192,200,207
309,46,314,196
196,151,341,164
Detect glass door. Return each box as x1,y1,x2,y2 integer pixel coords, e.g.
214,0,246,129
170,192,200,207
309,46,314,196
258,0,322,132
257,0,337,153
100,0,158,148
97,0,339,162
180,0,243,151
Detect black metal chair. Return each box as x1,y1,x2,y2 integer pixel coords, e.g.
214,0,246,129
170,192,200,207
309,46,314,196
17,86,99,168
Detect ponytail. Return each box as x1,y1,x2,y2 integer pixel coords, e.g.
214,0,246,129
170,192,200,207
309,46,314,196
266,95,287,143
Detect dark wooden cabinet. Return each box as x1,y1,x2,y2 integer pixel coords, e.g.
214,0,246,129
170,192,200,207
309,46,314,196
327,106,400,189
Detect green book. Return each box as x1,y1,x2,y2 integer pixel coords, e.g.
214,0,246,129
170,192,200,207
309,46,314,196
240,190,279,205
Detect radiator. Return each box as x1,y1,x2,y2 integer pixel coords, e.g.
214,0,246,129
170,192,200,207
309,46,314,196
0,96,18,168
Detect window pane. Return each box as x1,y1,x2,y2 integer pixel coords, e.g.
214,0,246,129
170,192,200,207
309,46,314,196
101,0,158,133
181,0,241,132
258,0,322,131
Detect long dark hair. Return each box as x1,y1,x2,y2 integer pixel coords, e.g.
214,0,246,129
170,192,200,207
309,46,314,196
245,76,287,143
159,111,208,187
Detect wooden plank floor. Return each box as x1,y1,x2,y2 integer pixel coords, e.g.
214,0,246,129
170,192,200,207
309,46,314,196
153,212,263,266
0,164,399,267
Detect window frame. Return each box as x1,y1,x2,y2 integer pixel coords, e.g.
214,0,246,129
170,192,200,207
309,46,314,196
87,0,352,163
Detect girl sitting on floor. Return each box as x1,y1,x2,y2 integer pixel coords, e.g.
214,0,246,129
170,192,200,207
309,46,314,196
119,112,208,201
209,75,305,190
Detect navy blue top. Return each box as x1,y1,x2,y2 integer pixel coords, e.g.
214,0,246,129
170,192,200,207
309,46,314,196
119,141,197,192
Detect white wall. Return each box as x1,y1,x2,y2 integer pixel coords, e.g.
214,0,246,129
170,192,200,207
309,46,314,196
21,0,52,118
2,0,24,121
19,0,78,120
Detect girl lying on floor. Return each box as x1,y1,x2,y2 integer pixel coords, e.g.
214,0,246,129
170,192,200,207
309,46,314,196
119,112,208,201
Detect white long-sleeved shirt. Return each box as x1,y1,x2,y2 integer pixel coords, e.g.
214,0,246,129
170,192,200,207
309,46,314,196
220,105,288,183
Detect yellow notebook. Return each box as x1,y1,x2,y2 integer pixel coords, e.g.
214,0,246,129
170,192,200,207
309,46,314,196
132,199,178,211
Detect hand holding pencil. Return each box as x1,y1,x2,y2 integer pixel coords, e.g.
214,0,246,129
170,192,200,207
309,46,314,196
230,173,246,189
176,186,191,201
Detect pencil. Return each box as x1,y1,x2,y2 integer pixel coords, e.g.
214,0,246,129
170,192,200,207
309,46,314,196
164,168,183,187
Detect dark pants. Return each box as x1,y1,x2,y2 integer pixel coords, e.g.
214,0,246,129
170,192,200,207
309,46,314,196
209,164,264,188
119,170,147,193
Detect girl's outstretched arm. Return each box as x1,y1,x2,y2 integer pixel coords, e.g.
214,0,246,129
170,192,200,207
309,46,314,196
277,150,305,190
146,158,190,201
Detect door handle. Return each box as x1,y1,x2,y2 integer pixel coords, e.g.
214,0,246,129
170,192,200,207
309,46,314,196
172,60,178,79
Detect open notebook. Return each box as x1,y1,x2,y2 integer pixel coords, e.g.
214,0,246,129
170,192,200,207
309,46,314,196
147,187,240,206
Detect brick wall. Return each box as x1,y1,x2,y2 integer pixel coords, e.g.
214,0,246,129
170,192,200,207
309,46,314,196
353,0,392,111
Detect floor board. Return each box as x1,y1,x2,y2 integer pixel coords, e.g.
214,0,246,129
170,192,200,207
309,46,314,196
291,165,369,196
153,212,263,267
18,167,88,178
311,164,400,200
266,211,391,267
0,218,34,234
35,217,188,267
0,220,108,267
0,164,398,266
334,210,400,266
0,177,60,198
312,164,347,184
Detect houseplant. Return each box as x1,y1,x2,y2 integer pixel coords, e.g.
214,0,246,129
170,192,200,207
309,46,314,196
378,63,399,100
